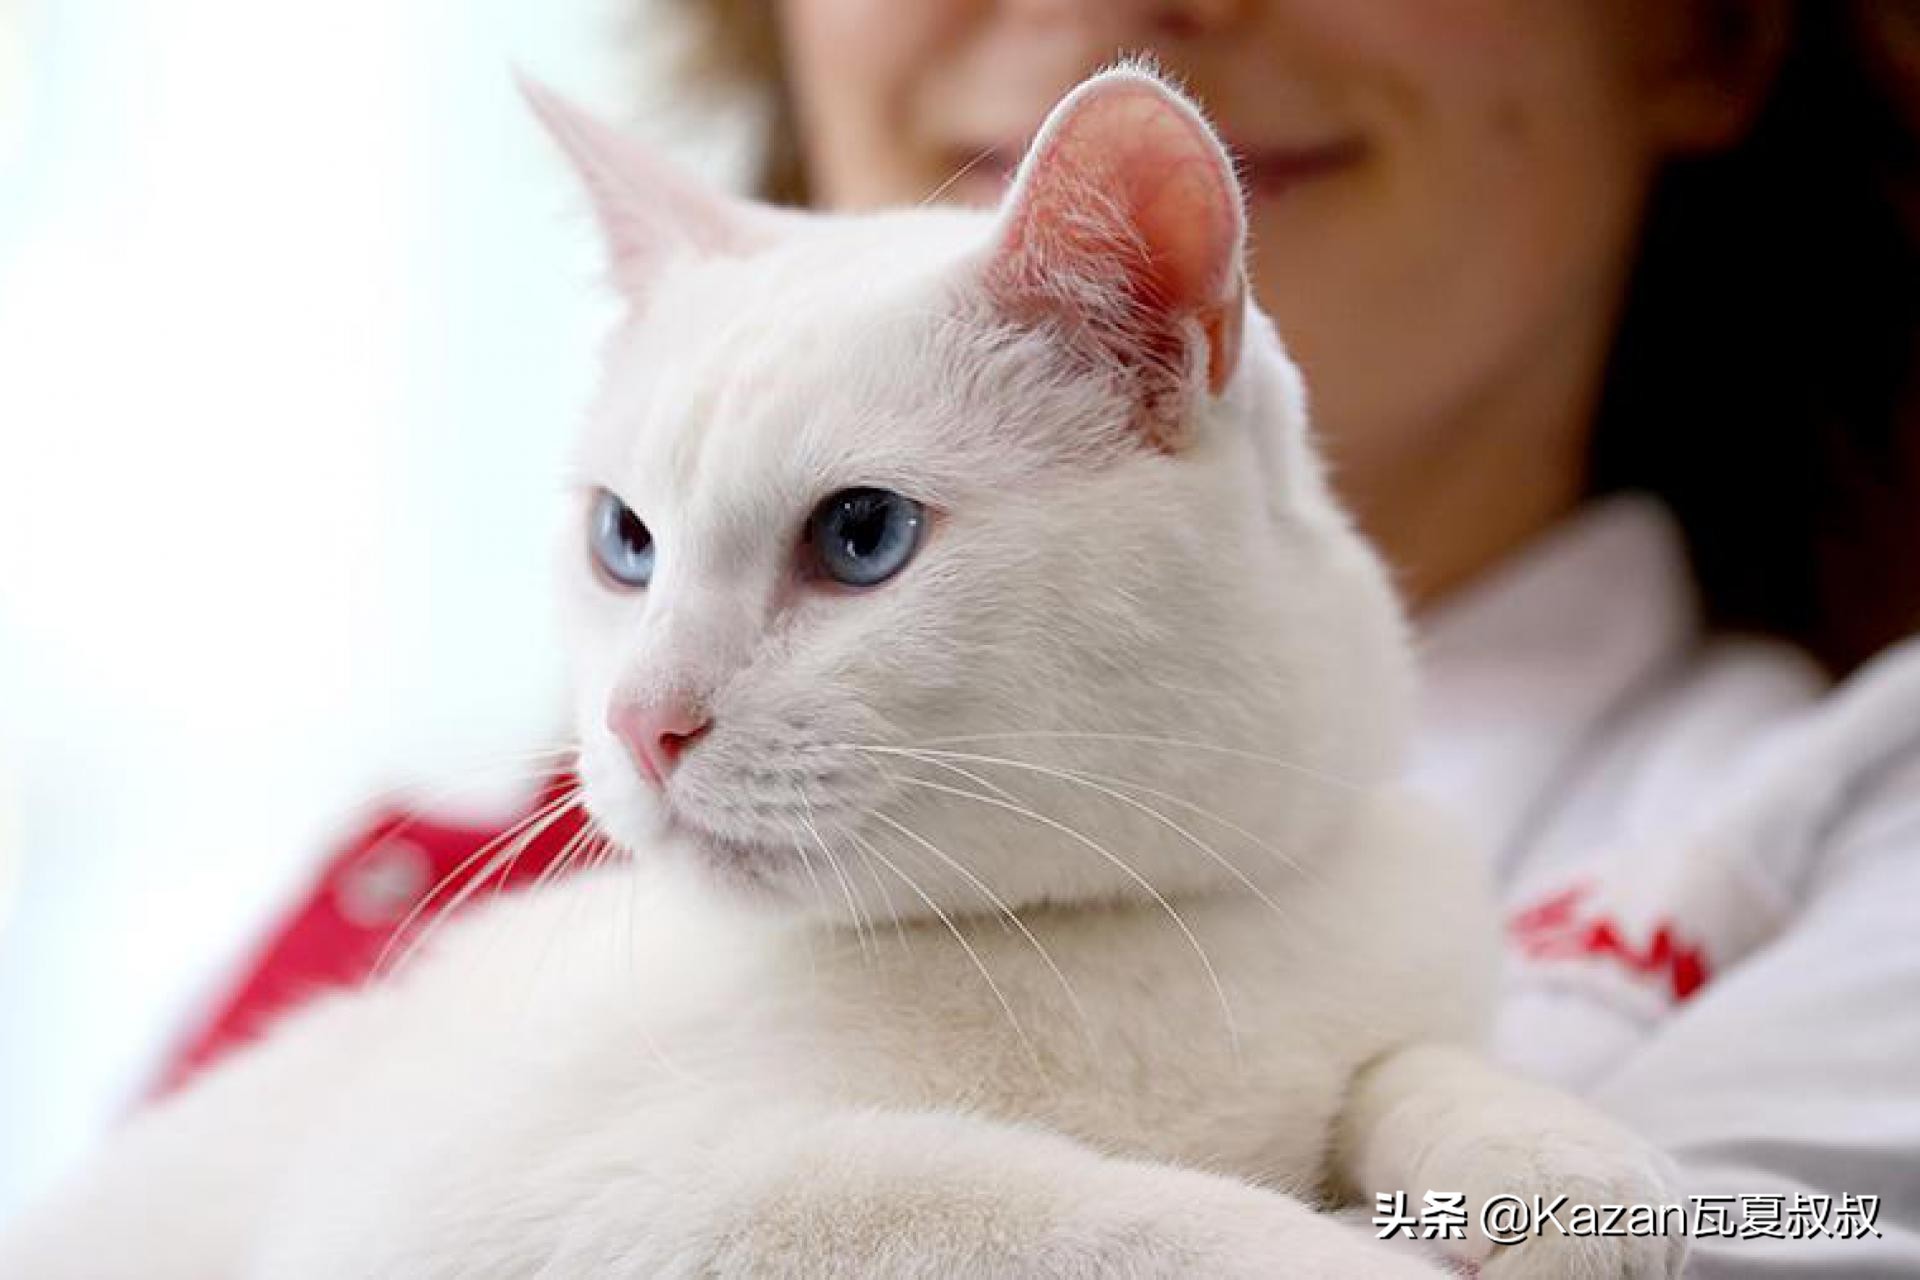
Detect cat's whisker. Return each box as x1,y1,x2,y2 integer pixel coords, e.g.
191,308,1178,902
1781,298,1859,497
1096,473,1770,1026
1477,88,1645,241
396,741,580,777
374,786,576,974
578,831,629,992
916,730,1366,793
530,813,603,896
874,750,1024,806
882,770,1241,1058
918,147,997,208
624,827,644,989
863,808,1099,1047
373,743,582,822
834,736,1321,882
375,783,585,978
246,743,579,957
1046,765,1314,880
814,800,884,959
1126,674,1244,703
783,827,831,921
448,742,581,766
780,826,839,981
798,792,878,964
864,745,1298,929
840,827,912,953
513,818,606,990
523,822,623,990
355,741,577,852
843,825,1047,1078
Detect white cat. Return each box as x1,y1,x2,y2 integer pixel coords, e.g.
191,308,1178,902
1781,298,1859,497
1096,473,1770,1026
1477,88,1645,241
0,68,1685,1278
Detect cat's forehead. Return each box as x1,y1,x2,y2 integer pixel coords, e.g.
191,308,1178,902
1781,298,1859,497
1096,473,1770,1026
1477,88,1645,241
577,207,1051,525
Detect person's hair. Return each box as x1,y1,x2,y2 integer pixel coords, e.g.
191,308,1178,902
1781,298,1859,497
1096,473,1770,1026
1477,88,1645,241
660,0,810,206
664,1,1920,674
1592,3,1920,673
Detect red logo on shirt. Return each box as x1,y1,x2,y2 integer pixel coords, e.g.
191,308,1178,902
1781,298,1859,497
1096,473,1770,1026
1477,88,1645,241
1508,883,1711,1002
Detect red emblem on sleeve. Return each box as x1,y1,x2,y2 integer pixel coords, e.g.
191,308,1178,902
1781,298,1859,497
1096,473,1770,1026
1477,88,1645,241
149,770,590,1099
1508,882,1711,1003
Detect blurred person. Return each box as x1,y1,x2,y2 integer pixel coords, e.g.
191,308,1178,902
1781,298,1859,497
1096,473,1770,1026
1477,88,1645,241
133,2,1920,1274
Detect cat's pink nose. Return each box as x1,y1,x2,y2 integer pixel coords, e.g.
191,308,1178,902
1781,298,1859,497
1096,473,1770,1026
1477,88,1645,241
607,698,710,788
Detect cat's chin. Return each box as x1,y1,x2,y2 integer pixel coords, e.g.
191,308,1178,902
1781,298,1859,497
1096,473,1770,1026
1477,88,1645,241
637,809,817,908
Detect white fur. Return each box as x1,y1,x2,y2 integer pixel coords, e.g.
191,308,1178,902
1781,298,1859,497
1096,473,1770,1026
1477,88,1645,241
0,69,1683,1278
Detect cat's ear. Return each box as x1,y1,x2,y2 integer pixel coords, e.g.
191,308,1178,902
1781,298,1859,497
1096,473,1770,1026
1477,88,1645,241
985,67,1248,447
519,75,764,299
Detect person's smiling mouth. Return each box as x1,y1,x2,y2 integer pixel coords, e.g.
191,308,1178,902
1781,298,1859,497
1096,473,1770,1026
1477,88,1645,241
1234,138,1367,196
942,134,1364,205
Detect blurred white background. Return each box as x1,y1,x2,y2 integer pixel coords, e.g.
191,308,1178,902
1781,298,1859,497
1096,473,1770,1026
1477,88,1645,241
0,0,749,1221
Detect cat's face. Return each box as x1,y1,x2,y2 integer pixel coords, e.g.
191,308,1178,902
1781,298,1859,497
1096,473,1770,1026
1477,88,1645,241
535,69,1414,921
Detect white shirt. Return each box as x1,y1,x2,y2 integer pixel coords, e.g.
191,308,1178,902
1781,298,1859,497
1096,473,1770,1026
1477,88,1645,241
1413,496,1920,1276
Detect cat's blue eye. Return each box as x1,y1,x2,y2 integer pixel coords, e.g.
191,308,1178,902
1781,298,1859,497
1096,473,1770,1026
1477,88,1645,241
807,488,925,588
590,489,655,589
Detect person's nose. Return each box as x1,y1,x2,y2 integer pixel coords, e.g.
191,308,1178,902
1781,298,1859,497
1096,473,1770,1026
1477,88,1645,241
607,697,712,788
1000,0,1245,41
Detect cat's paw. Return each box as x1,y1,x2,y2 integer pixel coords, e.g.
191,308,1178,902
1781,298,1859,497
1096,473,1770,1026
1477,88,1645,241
1473,1165,1688,1279
1481,1231,1684,1280
1444,1117,1688,1280
1082,1170,1448,1280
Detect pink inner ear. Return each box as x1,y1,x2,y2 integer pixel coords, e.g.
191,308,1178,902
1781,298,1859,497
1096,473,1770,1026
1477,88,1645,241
991,73,1248,404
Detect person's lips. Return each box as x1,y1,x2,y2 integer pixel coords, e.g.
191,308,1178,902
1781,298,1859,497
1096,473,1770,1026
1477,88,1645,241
939,135,1364,206
1234,138,1367,197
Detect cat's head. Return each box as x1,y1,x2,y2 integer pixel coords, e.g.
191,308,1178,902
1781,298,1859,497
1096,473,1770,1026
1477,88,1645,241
531,66,1415,921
